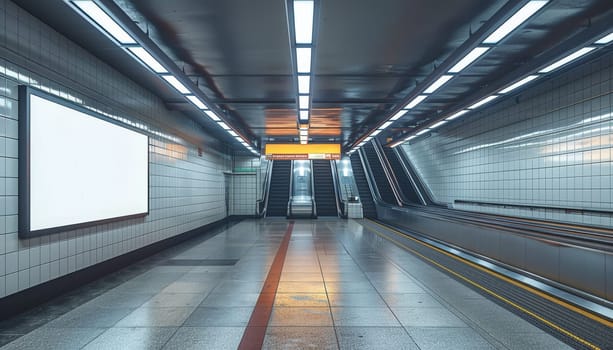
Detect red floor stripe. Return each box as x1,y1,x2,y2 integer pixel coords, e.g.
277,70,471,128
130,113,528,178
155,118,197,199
238,222,294,350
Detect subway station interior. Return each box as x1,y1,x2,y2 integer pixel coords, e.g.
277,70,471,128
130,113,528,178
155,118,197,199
0,0,611,349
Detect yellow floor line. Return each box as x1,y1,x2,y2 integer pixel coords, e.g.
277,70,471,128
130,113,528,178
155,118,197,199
365,219,606,350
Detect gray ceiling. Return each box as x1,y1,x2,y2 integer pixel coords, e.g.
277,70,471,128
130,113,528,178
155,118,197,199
13,0,613,151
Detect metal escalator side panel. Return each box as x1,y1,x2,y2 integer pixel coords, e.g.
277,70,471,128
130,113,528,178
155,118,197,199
312,160,340,217
361,143,398,205
288,160,315,218
350,152,378,218
383,147,425,205
394,146,442,206
265,160,292,217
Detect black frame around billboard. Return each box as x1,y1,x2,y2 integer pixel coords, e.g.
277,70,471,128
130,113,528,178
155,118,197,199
18,85,149,238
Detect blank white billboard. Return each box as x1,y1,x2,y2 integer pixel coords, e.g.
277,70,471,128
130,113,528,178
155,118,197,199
21,88,149,235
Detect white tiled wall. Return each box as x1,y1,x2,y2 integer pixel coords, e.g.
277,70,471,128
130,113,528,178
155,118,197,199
0,1,230,298
229,174,257,216
402,51,613,228
228,156,259,216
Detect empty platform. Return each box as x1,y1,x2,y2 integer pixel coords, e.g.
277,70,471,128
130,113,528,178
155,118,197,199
0,219,574,349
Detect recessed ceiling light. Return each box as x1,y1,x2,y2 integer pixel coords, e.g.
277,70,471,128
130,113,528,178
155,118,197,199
296,47,312,73
205,110,221,121
161,75,190,94
298,75,310,94
127,47,168,73
293,1,314,44
390,110,407,121
468,95,499,109
72,1,136,45
299,110,309,121
483,1,548,44
595,32,613,45
378,121,393,130
448,47,489,73
445,110,468,121
299,95,310,109
499,75,539,94
423,75,454,94
186,95,207,109
538,47,596,73
429,120,447,129
403,95,427,109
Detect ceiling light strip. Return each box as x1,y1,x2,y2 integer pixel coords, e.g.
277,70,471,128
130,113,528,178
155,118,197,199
482,1,549,44
291,0,316,143
68,0,258,154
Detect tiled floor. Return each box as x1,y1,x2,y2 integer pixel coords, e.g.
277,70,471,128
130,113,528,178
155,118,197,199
0,219,572,349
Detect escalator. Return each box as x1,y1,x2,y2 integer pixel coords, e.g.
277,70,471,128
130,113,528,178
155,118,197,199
266,160,291,217
349,154,377,218
383,147,422,204
312,160,338,216
362,143,398,205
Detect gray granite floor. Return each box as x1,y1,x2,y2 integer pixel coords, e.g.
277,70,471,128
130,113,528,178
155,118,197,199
0,219,573,349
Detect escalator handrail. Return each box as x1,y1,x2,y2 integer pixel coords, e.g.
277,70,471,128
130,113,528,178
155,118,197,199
287,160,293,218
372,139,404,206
310,160,317,218
394,147,443,206
389,147,428,206
330,160,347,218
357,147,397,210
258,160,273,217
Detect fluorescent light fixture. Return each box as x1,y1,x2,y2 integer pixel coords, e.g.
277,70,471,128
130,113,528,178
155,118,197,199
358,141,366,146
228,130,238,137
298,75,311,94
430,120,447,129
161,75,190,94
403,95,427,109
293,0,314,44
72,1,136,45
299,130,308,136
390,110,407,121
186,95,207,109
205,110,221,121
416,129,430,136
127,47,168,73
234,136,243,142
483,1,548,44
300,140,308,144
299,95,310,109
378,121,393,130
468,95,499,109
424,75,454,94
364,136,373,141
296,47,312,73
595,32,613,45
218,122,231,130
499,75,539,94
371,129,383,136
299,110,309,121
445,110,468,120
448,47,489,73
299,124,309,130
404,135,417,141
538,47,596,73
